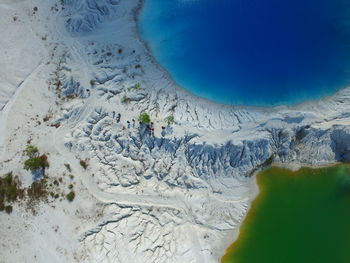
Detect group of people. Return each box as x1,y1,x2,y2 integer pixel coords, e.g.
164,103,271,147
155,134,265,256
111,111,169,137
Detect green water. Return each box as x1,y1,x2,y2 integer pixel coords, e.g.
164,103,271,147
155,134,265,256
222,165,350,263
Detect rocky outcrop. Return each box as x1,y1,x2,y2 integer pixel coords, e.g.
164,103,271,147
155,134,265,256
62,0,121,35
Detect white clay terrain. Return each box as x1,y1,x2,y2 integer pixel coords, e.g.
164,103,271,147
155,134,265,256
1,0,350,262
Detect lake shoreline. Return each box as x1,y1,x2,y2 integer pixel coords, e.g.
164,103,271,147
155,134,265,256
138,0,350,107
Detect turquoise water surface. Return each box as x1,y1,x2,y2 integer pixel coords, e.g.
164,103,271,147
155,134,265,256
139,0,350,106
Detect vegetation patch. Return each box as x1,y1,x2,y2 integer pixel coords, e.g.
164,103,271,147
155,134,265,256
0,146,80,214
24,145,38,157
23,145,49,171
27,177,49,201
80,160,88,170
0,172,25,214
134,83,141,90
138,113,151,124
127,83,142,92
66,191,75,202
5,205,13,214
121,95,129,104
165,115,175,125
64,163,72,172
43,115,51,122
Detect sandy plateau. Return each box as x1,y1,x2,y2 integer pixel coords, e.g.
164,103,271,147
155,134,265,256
1,0,350,262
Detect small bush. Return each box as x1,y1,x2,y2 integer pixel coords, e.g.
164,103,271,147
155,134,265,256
6,184,18,202
24,157,42,171
90,79,96,86
121,95,129,104
5,205,12,214
24,155,49,171
40,155,49,168
0,189,4,204
66,191,75,202
27,178,48,200
138,113,151,124
24,145,39,158
23,146,49,171
80,160,88,170
64,163,72,172
2,172,13,185
68,184,73,190
165,115,175,126
0,172,24,206
134,83,141,90
43,115,50,122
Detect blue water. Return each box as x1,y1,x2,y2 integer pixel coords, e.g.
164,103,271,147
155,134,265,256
139,0,350,106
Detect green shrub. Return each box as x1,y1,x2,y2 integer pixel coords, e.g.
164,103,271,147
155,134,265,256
68,184,73,190
66,191,75,202
24,145,39,158
23,146,49,171
121,95,129,103
2,172,13,185
24,157,42,171
0,172,24,205
0,188,4,202
24,155,49,171
6,184,18,202
134,83,141,90
138,113,151,124
165,115,175,126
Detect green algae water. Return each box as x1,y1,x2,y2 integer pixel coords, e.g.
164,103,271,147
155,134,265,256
222,165,350,263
